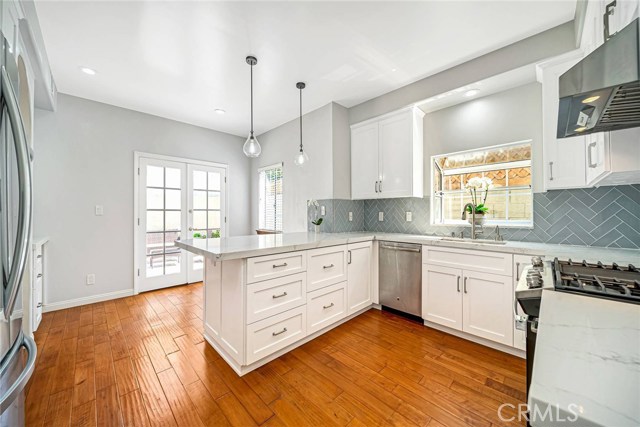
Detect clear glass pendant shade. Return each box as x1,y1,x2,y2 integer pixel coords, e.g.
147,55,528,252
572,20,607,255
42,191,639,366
243,133,261,158
294,149,309,167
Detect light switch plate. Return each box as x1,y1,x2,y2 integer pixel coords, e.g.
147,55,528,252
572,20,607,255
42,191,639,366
348,212,353,222
378,212,384,221
406,211,412,222
95,205,104,216
320,205,326,215
86,274,95,285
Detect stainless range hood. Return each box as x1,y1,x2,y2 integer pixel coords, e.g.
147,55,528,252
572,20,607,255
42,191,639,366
557,18,639,138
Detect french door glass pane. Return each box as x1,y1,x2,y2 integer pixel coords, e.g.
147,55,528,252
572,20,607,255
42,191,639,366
208,172,221,190
193,211,206,230
147,166,163,187
193,255,204,270
165,190,181,209
145,232,164,255
165,211,181,231
193,190,207,210
165,253,182,274
208,192,220,209
146,211,163,232
193,171,207,190
165,231,181,252
147,189,163,209
208,211,221,229
165,168,181,188
146,255,163,277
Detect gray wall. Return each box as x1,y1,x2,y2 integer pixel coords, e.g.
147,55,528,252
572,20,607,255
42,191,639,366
250,103,334,233
34,94,251,305
349,22,574,125
423,82,544,192
332,103,351,200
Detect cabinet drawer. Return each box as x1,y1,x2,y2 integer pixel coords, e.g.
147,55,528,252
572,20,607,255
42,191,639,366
307,282,347,334
307,246,347,292
246,273,307,324
423,246,512,276
247,251,306,284
246,306,306,365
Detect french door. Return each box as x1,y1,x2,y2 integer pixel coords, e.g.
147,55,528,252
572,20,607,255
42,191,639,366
137,155,226,292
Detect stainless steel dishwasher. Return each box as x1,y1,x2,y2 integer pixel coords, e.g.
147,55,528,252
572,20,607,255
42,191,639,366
379,241,422,317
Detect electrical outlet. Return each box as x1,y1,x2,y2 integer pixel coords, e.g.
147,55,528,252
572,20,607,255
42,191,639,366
378,212,384,221
86,274,95,285
406,211,412,222
348,212,353,222
95,205,104,216
320,205,326,215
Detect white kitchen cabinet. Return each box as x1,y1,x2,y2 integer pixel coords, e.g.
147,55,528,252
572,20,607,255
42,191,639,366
30,239,48,332
351,123,380,200
307,246,347,292
350,107,424,200
422,264,462,331
587,128,640,186
462,272,513,346
347,241,372,314
538,50,588,190
585,132,610,185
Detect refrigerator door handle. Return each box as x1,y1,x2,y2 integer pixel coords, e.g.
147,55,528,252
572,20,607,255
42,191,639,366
1,65,32,320
0,332,36,414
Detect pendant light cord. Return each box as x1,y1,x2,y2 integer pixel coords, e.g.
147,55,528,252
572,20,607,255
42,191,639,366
299,87,303,152
250,63,254,135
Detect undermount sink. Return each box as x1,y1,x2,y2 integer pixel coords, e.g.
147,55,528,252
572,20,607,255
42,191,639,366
440,237,507,245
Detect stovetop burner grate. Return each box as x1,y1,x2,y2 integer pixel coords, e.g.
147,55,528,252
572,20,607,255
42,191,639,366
554,258,640,304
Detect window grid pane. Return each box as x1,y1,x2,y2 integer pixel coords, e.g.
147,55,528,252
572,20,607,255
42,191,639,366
258,166,283,231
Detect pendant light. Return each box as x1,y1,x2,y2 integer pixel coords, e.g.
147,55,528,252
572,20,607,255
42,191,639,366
243,56,261,158
293,82,309,167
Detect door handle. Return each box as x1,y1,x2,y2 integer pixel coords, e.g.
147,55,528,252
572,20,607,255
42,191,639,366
549,162,554,181
457,276,460,292
0,333,36,413
588,141,597,168
1,66,33,320
188,227,193,231
463,277,468,293
37,274,42,279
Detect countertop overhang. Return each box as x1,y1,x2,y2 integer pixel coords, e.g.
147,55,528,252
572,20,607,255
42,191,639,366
175,232,640,265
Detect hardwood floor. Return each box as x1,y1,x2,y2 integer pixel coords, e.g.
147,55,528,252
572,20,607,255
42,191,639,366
25,283,527,426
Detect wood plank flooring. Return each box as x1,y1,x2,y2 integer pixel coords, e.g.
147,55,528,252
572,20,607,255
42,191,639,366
26,282,527,426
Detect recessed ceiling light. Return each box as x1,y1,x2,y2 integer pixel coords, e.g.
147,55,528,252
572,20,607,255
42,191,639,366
582,96,600,103
80,67,96,75
464,89,480,97
391,68,397,72
214,109,226,115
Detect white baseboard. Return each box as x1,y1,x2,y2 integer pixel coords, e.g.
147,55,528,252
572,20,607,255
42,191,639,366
43,289,134,313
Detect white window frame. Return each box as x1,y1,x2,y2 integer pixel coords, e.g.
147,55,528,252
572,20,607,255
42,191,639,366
258,162,284,232
430,140,534,228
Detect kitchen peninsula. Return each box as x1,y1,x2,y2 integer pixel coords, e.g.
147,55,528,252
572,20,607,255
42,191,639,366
176,232,640,376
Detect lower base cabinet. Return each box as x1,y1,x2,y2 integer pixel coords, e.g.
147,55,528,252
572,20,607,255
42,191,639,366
347,241,373,314
422,263,514,346
307,282,347,334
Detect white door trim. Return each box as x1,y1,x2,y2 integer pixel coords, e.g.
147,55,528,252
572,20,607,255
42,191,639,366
133,151,229,295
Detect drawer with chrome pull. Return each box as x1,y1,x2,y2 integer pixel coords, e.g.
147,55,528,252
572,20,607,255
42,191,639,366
306,245,347,292
307,281,346,334
246,272,307,324
246,251,306,284
245,306,306,364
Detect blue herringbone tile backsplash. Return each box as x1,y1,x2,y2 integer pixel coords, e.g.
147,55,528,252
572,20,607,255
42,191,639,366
307,185,640,249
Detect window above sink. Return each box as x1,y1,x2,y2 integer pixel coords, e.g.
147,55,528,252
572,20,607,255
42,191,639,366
431,140,533,228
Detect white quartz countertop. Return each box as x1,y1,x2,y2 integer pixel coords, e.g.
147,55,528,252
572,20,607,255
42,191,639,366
175,232,640,264
529,290,640,426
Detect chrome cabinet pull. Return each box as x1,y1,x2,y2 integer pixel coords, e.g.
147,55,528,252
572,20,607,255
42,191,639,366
374,181,378,193
1,67,33,321
347,250,352,265
272,262,288,268
323,264,334,269
323,302,335,309
463,277,468,294
37,274,42,279
37,302,42,308
549,162,554,181
588,141,597,168
457,276,461,293
515,262,521,279
272,291,288,299
272,327,287,336
36,255,42,259
379,180,382,193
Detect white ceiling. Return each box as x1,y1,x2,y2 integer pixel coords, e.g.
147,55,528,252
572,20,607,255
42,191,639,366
35,1,576,137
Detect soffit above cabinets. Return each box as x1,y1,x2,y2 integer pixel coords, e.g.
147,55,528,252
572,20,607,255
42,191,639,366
35,1,575,136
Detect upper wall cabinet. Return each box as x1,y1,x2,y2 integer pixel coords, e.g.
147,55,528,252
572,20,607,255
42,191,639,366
351,107,424,200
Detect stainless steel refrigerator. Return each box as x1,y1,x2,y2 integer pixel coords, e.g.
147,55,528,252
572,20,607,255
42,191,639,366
0,30,37,426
